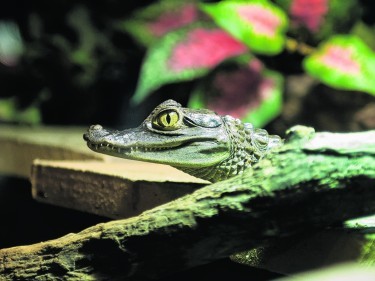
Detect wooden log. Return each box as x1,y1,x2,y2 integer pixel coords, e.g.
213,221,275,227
231,227,375,274
276,263,375,281
0,127,374,280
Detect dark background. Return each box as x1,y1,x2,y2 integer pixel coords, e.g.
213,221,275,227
1,1,375,280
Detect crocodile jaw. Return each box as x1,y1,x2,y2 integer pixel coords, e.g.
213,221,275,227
83,124,230,168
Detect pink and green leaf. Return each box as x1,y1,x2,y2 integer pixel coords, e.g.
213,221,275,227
131,26,247,104
188,56,283,127
117,1,200,47
304,35,375,96
200,0,288,55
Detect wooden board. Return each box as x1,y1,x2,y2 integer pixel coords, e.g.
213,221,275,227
31,159,206,218
0,125,100,177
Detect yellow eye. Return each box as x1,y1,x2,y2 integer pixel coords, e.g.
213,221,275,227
152,110,180,130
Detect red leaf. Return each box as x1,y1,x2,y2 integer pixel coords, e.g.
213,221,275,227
168,28,247,72
290,0,328,32
236,5,282,37
148,4,198,37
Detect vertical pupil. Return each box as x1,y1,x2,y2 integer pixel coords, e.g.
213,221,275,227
166,113,171,124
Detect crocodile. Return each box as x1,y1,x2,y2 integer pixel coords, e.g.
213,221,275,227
83,99,283,182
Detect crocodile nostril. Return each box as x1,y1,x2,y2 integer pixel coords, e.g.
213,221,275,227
90,124,103,131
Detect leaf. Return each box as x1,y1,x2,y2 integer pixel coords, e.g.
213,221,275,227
304,35,375,96
275,0,360,41
188,55,283,127
116,1,200,47
131,26,247,104
200,0,288,55
351,21,375,50
289,0,329,33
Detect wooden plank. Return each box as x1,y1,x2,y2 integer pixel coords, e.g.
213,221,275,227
31,159,206,218
0,125,101,177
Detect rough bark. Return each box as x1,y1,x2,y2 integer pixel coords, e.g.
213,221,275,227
0,127,374,280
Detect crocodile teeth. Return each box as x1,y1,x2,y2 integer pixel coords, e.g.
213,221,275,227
88,143,171,153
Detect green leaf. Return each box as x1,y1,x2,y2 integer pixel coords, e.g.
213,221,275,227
131,25,247,104
188,55,283,128
351,21,375,50
304,35,375,96
200,0,288,55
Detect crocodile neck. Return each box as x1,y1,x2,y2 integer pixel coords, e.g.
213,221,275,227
180,115,255,182
83,100,283,182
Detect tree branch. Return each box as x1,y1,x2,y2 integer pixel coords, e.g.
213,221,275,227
1,127,374,280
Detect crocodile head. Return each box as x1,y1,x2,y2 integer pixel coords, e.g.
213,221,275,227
83,99,283,182
83,100,231,170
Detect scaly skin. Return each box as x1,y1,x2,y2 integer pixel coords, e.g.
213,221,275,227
83,100,283,182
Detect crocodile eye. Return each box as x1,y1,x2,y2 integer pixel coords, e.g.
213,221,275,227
152,109,180,130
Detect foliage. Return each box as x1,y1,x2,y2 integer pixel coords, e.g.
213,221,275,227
0,98,41,125
304,35,375,95
131,24,248,104
200,0,288,55
122,0,372,127
188,55,283,128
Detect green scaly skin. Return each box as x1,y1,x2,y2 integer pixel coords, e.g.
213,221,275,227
83,100,283,182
